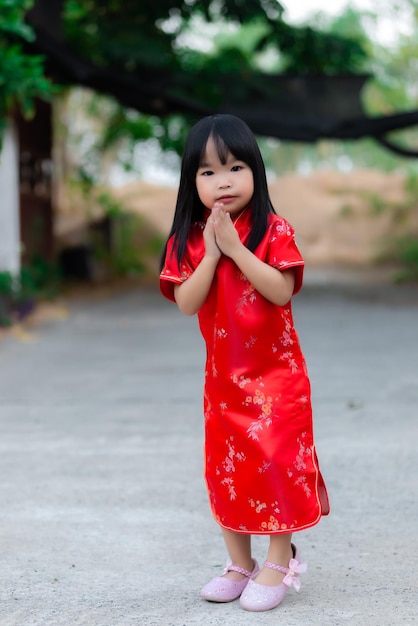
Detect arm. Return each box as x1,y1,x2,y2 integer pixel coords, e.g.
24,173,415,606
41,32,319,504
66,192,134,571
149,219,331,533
212,206,295,306
174,214,221,316
174,255,219,315
228,244,295,306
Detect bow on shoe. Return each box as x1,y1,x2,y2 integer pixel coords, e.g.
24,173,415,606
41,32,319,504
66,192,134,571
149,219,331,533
283,558,307,592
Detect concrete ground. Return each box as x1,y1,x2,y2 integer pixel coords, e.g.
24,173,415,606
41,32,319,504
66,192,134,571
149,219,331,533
0,273,417,626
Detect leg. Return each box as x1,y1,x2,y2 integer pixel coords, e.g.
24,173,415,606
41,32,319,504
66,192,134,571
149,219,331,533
221,528,254,581
200,528,256,602
254,532,293,586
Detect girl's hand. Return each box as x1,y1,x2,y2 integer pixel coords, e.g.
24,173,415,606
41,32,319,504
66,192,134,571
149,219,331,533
203,212,222,260
211,204,242,258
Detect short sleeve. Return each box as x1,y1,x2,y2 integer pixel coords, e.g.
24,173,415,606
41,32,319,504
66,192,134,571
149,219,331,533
265,217,304,295
160,227,204,302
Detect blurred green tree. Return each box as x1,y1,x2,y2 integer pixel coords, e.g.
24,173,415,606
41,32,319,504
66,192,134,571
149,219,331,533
288,1,418,170
52,0,369,184
62,0,367,75
0,0,52,148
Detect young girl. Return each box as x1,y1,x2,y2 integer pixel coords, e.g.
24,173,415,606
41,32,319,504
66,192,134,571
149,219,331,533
160,114,329,613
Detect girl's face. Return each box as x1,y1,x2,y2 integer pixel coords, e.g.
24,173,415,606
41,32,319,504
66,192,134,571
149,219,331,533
195,135,254,216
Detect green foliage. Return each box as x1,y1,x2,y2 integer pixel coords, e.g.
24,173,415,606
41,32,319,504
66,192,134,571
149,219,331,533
20,256,62,299
0,0,53,146
0,259,61,326
0,0,35,40
0,271,14,326
258,2,418,175
0,270,14,297
63,1,361,168
383,175,418,282
58,1,372,184
260,20,368,74
62,1,368,77
63,1,286,71
109,213,164,277
62,88,187,185
390,235,418,283
60,179,165,281
334,170,418,283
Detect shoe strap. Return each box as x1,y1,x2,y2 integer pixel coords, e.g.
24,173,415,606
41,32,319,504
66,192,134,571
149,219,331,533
226,564,253,578
264,543,297,575
263,561,289,575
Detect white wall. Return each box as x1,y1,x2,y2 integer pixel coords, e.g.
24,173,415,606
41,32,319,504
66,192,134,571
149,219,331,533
0,122,20,275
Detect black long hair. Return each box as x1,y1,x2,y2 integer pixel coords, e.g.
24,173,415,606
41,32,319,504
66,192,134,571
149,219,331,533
160,114,276,269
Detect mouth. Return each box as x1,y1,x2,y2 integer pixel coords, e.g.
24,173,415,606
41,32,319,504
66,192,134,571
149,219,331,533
217,195,236,202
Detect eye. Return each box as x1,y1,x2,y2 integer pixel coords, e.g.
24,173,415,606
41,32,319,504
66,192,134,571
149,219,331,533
200,170,214,176
231,164,244,172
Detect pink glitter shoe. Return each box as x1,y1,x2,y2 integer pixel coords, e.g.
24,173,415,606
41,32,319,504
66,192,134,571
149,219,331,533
200,559,260,603
240,545,307,612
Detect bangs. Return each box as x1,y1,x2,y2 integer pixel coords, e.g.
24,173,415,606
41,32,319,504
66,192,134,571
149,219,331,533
203,132,231,165
192,114,257,173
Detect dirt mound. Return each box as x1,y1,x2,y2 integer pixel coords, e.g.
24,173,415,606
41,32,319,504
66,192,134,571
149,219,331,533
113,181,178,236
268,169,409,265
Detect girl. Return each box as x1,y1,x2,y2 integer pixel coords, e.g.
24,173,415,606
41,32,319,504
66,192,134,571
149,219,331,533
160,114,329,612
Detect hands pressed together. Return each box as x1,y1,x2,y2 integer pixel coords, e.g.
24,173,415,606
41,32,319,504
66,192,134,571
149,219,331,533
175,201,294,314
204,203,241,261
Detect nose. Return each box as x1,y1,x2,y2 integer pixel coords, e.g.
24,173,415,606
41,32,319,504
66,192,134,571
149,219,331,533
218,174,231,189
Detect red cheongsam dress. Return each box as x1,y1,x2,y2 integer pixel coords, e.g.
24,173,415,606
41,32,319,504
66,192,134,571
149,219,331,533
160,209,329,534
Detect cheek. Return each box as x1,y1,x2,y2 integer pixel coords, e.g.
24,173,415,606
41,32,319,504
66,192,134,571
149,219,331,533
245,177,254,198
196,179,211,202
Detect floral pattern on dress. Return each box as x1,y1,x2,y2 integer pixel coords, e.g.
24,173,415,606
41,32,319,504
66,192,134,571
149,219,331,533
217,436,247,501
271,219,293,240
231,373,251,389
245,336,257,349
241,378,279,441
272,309,295,355
160,210,329,533
249,497,297,532
236,276,257,314
286,433,314,499
279,351,299,373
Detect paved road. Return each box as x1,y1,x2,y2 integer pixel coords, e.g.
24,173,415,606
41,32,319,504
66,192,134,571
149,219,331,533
0,278,417,625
